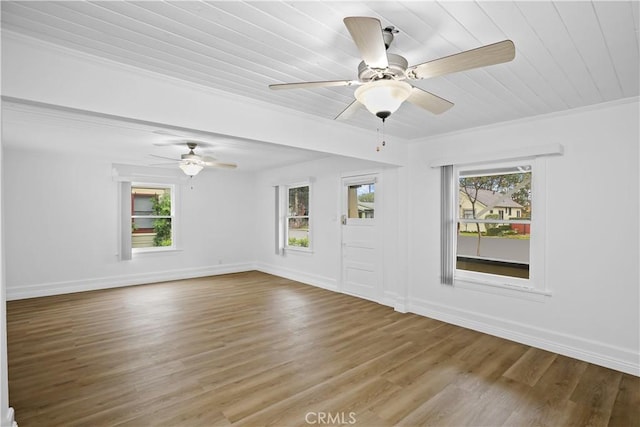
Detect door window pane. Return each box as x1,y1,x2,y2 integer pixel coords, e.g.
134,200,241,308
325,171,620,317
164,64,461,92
347,183,375,219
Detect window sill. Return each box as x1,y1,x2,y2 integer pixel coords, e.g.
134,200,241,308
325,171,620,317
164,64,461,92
285,246,313,255
132,247,182,256
454,275,551,302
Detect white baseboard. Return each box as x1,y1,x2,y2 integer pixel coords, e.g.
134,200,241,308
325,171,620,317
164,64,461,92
6,263,254,300
254,263,338,292
381,290,397,308
1,407,17,427
409,297,640,377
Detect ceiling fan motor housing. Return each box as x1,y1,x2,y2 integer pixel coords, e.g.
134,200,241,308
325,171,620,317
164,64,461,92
181,152,201,162
382,26,397,49
358,53,408,81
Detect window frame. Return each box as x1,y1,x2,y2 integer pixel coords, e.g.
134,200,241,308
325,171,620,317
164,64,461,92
453,157,548,295
284,182,312,252
131,182,177,254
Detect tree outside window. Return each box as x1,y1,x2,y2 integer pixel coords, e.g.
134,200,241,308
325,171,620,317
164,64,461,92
287,185,310,248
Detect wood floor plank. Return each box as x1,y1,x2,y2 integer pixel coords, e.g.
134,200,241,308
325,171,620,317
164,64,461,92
372,360,462,423
6,271,637,427
503,346,558,386
499,355,589,427
608,374,640,427
566,363,624,426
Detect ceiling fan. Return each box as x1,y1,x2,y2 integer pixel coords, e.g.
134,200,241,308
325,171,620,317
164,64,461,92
151,141,237,177
270,16,515,122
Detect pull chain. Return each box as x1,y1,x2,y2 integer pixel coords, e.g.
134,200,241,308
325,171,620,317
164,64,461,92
382,118,386,148
376,118,387,152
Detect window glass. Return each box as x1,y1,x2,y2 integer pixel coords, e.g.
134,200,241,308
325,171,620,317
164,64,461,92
286,185,310,249
457,165,531,279
347,183,375,219
131,186,173,249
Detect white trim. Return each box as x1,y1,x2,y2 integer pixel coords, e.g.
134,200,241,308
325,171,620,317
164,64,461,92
284,246,314,255
254,263,338,292
131,247,183,256
2,407,17,427
408,297,640,376
454,277,551,300
272,177,316,188
112,165,185,184
430,143,563,168
381,290,400,309
6,263,253,301
413,96,639,144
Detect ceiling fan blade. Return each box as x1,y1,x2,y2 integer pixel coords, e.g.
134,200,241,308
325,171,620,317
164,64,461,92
269,80,358,91
343,17,389,69
410,40,515,80
406,86,454,115
150,154,180,162
204,161,237,169
334,99,362,120
201,155,218,163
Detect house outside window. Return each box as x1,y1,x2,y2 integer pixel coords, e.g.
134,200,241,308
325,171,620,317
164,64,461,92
131,185,174,250
286,184,311,249
347,183,375,219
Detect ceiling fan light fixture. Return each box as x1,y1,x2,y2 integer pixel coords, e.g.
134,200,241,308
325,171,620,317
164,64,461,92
354,79,412,120
179,161,204,177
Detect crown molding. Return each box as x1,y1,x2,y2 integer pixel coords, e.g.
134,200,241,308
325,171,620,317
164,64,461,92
411,96,640,144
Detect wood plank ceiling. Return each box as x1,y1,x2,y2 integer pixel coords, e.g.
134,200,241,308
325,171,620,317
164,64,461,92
1,1,639,140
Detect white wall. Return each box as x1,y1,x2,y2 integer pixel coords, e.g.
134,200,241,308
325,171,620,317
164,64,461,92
406,98,639,375
3,148,257,299
253,155,406,307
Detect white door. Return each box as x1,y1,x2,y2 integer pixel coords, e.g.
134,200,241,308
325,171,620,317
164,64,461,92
340,174,382,302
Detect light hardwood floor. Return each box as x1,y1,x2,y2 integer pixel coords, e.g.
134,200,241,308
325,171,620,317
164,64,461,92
7,271,639,426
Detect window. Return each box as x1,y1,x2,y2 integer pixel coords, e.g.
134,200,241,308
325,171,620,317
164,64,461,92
347,183,375,219
457,163,532,281
448,157,548,293
437,144,560,293
131,184,174,251
286,184,311,249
